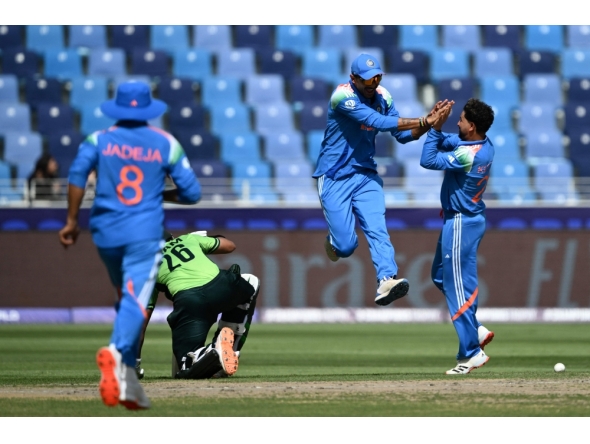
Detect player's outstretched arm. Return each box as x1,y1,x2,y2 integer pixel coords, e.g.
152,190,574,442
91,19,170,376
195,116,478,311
58,184,85,248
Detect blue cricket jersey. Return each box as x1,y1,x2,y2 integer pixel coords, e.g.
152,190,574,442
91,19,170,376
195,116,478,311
313,80,415,180
68,123,202,247
420,129,494,216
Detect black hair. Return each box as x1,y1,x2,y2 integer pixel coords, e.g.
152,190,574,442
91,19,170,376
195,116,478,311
163,230,174,242
463,98,495,135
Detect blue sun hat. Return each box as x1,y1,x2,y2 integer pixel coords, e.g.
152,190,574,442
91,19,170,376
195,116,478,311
350,53,384,80
100,81,167,121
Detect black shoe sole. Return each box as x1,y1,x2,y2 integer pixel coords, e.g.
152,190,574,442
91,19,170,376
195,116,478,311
375,281,410,306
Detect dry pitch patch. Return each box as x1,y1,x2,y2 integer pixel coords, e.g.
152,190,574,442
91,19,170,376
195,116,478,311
0,379,588,401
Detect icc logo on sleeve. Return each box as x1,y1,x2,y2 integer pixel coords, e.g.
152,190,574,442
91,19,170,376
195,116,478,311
345,100,356,109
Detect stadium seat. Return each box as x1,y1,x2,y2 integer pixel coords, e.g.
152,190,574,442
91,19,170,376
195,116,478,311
522,73,563,105
275,25,315,56
430,49,470,83
517,103,559,135
110,25,149,54
173,129,218,161
0,103,31,133
35,103,75,136
172,48,213,81
87,48,127,77
245,74,286,106
359,25,398,52
377,159,403,180
486,129,522,161
263,130,306,162
257,49,298,79
523,130,565,160
473,48,514,77
566,77,590,104
301,48,342,83
130,48,169,78
0,25,24,51
150,25,189,53
399,25,439,52
488,158,533,195
532,159,578,203
441,25,481,52
402,160,443,202
479,75,521,110
375,132,394,158
490,103,516,132
524,25,564,53
566,25,590,48
166,103,206,134
68,25,107,52
436,78,475,107
47,129,84,177
254,102,296,136
3,131,43,178
395,101,426,118
156,77,196,107
306,129,324,164
26,25,64,54
518,50,557,78
230,160,278,202
209,104,251,136
393,138,424,160
192,159,228,179
43,49,83,81
192,25,232,52
561,49,590,80
563,102,590,132
235,25,273,51
274,160,316,201
298,100,328,134
482,25,522,51
0,74,19,102
317,25,358,50
379,74,419,103
24,77,63,108
289,76,330,106
386,49,429,84
565,128,590,176
1,49,40,79
79,103,116,136
220,132,261,164
200,76,242,108
216,48,256,79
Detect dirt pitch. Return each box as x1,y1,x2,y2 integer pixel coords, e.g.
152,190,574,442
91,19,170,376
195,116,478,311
1,378,588,401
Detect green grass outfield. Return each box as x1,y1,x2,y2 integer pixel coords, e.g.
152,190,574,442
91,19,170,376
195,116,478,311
0,323,589,417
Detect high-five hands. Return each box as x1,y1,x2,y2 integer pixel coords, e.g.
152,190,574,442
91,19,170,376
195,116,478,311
427,100,455,131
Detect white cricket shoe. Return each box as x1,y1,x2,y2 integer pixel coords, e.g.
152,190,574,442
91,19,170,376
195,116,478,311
324,238,339,262
445,350,490,375
478,325,495,350
375,276,409,306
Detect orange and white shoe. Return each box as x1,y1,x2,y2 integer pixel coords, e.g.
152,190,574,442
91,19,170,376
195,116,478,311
215,327,239,376
478,326,495,350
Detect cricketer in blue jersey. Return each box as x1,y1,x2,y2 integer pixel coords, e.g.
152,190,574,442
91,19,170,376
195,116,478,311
420,98,496,375
313,53,453,307
58,81,202,409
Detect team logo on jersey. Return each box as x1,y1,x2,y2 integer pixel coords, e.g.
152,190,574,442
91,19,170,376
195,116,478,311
366,59,375,67
344,100,356,109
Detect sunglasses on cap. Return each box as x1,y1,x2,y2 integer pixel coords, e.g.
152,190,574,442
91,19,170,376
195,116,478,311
354,74,382,86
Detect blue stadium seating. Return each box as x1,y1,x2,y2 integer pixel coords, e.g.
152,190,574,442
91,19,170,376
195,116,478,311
436,78,475,107
2,49,40,79
561,49,590,80
298,100,328,134
110,26,149,54
166,103,206,133
517,103,559,135
479,75,521,109
47,129,84,177
275,25,315,56
173,129,218,161
26,25,64,54
245,74,286,106
150,25,189,53
263,130,306,162
235,25,273,51
68,25,107,52
482,25,521,51
193,25,232,52
0,25,24,51
473,48,514,77
563,102,590,132
79,103,116,136
518,50,556,78
399,25,438,52
220,132,261,164
254,102,296,136
24,77,63,108
209,104,251,135
442,25,481,52
523,73,563,105
533,159,578,203
318,25,358,50
402,159,443,203
258,49,297,79
488,158,533,195
386,49,429,84
0,74,19,102
567,77,590,104
566,128,590,176
359,25,398,52
3,131,43,178
216,48,256,79
172,48,213,81
523,129,565,160
301,48,342,83
274,160,317,202
35,103,75,136
44,49,83,80
566,25,590,48
393,138,424,161
486,130,522,161
201,77,242,108
0,103,31,134
429,49,470,82
306,130,324,164
230,160,278,202
375,132,394,157
489,103,515,132
524,25,564,53
379,74,419,103
289,76,331,106
156,77,196,107
87,48,127,77
130,48,169,77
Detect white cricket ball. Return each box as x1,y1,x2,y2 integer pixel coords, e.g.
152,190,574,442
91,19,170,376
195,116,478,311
554,363,566,372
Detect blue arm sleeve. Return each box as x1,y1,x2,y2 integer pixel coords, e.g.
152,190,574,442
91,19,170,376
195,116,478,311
420,130,463,171
68,136,99,189
334,100,400,132
168,156,202,204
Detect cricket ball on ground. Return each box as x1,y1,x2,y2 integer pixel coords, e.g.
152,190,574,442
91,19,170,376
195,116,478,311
554,363,566,372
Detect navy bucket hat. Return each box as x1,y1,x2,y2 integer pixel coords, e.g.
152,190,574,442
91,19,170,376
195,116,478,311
351,53,384,80
100,81,167,121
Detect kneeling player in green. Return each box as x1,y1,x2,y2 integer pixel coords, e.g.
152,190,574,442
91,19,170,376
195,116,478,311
138,230,260,379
